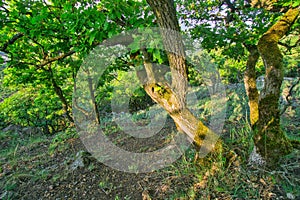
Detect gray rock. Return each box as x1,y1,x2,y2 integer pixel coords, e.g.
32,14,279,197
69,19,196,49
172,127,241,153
2,124,22,133
22,127,42,135
70,150,92,170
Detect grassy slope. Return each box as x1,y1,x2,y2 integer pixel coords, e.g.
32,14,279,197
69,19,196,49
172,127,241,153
0,83,299,200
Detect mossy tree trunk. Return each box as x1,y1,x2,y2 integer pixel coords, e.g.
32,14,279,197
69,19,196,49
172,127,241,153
142,51,220,150
145,0,221,152
255,7,299,165
243,44,260,126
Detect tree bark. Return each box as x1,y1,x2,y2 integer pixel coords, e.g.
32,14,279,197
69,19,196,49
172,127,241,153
243,44,260,126
142,58,220,151
144,0,221,153
250,0,289,12
255,7,299,166
146,0,187,109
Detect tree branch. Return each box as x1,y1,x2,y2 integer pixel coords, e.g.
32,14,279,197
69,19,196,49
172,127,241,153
278,38,300,50
250,0,290,12
0,5,9,14
1,33,24,53
261,8,300,43
37,50,75,68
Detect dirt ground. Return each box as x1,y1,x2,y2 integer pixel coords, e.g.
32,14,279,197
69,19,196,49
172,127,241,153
1,83,299,199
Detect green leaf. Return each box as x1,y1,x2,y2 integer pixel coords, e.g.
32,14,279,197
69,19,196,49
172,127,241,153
292,1,300,7
89,31,97,45
153,49,163,64
103,21,109,31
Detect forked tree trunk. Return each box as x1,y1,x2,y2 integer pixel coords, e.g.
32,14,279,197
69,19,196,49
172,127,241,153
146,0,187,108
255,7,299,165
244,44,260,126
145,0,221,153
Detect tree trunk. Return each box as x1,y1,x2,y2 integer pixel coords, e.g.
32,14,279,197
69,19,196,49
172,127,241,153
87,71,100,125
145,0,221,154
49,68,74,123
243,44,259,126
142,60,220,152
72,67,100,126
146,0,188,107
255,7,299,166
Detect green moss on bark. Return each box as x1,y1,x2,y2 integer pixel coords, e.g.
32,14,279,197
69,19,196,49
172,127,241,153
255,8,299,167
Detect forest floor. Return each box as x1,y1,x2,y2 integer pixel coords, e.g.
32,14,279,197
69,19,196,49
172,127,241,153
0,82,299,200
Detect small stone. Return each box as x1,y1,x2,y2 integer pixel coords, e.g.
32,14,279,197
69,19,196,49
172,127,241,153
287,193,295,200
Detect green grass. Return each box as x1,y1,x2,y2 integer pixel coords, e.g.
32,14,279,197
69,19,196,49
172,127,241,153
148,118,299,199
48,127,78,155
0,130,50,199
